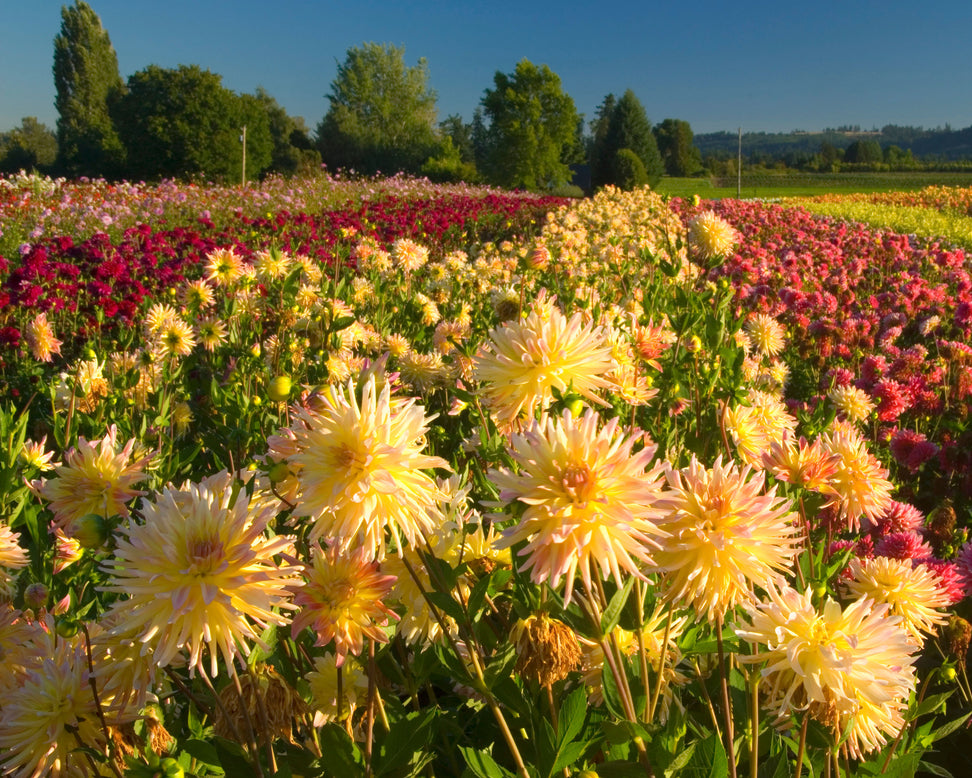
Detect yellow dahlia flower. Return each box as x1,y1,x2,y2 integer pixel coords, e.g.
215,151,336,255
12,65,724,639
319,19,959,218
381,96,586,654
472,293,616,430
654,455,800,621
723,389,798,469
306,653,369,727
745,314,786,357
290,543,398,665
688,210,738,262
819,422,894,532
491,409,668,605
0,625,107,778
102,471,300,678
829,384,875,424
289,374,450,559
737,584,917,760
844,556,950,646
204,246,245,286
34,425,154,533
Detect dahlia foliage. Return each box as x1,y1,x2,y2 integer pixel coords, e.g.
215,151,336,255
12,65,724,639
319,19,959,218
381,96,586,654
0,174,967,776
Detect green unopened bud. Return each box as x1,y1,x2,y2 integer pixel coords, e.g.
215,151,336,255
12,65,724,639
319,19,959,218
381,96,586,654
686,335,703,353
268,375,292,403
73,513,109,549
267,461,290,484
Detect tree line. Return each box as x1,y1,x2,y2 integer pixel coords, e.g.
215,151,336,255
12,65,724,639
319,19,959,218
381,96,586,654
0,1,705,194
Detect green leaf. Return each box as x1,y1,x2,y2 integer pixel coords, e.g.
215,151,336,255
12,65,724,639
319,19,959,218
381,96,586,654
182,739,221,767
685,730,728,778
458,745,516,778
374,708,437,777
916,759,956,778
920,711,972,746
601,576,635,635
316,723,365,776
424,590,466,623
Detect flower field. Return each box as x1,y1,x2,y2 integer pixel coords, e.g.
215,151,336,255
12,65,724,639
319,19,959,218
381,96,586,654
0,172,970,778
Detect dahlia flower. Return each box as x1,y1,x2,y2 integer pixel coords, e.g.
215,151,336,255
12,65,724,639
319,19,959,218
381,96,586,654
289,374,450,559
818,422,894,532
688,210,738,262
473,293,616,430
737,585,917,759
491,409,668,605
33,425,154,533
204,246,245,286
24,312,62,362
290,543,398,665
828,384,875,424
723,389,798,468
101,471,301,678
745,314,786,357
654,455,800,621
844,556,950,646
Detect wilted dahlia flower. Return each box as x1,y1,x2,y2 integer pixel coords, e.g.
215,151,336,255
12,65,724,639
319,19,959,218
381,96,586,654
737,584,917,760
102,471,301,678
653,455,800,621
288,374,450,559
491,409,668,605
473,293,616,430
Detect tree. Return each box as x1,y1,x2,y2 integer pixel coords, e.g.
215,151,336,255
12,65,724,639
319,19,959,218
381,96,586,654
114,64,264,182
53,0,125,177
480,59,581,190
843,139,883,165
439,115,475,164
591,90,663,189
588,93,617,189
249,87,319,177
612,148,648,190
316,42,439,175
654,118,703,177
0,117,58,174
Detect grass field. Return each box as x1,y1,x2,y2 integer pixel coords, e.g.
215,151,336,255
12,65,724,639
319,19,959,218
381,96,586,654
655,171,972,200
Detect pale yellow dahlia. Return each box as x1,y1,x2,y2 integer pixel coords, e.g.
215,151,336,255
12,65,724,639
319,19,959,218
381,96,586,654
101,471,301,678
745,314,786,357
204,246,245,286
288,375,450,559
819,421,894,532
472,294,616,430
143,302,181,336
844,556,950,646
290,543,398,665
0,627,107,778
654,455,800,621
723,389,798,468
829,384,876,424
181,278,216,310
392,238,429,273
24,312,62,362
306,653,369,727
737,585,917,760
688,210,738,261
34,425,154,533
156,317,196,358
491,409,668,605
254,248,292,281
197,317,229,352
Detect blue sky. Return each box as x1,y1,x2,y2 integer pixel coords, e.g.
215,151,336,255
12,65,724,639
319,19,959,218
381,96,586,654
3,0,972,136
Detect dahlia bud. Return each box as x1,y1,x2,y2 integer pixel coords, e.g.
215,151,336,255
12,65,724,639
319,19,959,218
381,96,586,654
942,615,971,663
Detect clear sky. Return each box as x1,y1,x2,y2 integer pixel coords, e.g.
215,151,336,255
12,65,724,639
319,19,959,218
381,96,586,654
3,0,972,136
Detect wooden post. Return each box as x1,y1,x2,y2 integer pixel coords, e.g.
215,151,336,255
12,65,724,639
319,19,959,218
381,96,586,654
241,125,247,186
737,127,742,198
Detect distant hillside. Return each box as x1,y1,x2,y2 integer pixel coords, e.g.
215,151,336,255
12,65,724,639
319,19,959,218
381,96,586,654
696,125,972,160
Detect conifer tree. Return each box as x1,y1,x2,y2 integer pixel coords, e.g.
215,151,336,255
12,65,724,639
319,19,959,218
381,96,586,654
53,0,125,177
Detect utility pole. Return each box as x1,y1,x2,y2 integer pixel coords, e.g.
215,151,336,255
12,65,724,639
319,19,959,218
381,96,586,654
240,125,247,186
737,127,742,198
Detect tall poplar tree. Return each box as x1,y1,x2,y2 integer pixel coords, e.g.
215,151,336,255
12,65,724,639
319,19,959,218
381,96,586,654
53,1,125,177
